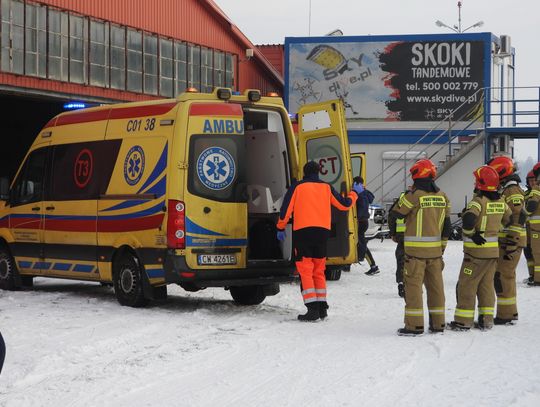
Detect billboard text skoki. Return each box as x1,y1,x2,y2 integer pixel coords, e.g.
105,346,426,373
287,39,485,122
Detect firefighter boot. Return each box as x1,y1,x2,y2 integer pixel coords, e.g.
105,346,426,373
298,303,320,321
447,321,470,331
397,327,424,337
319,301,329,319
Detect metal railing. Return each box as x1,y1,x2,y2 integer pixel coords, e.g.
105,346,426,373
370,87,486,203
369,86,540,206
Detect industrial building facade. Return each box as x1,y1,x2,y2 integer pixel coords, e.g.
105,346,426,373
0,0,283,179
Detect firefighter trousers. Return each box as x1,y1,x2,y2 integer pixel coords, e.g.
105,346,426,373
495,245,522,320
395,239,405,284
530,231,540,284
296,257,327,304
454,256,498,328
403,255,445,331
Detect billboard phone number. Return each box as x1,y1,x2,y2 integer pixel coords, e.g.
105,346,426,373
406,81,479,91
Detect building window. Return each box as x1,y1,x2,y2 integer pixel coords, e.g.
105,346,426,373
89,20,109,87
1,0,24,74
159,38,173,97
110,24,125,90
126,28,142,93
25,3,46,77
143,33,157,95
213,50,225,88
174,41,186,95
201,47,213,92
188,44,200,90
225,53,235,89
48,9,68,81
69,14,87,84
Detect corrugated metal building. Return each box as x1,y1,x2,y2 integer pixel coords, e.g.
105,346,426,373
0,0,283,103
0,0,284,179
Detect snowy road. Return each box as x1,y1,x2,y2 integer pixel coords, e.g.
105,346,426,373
1,240,540,407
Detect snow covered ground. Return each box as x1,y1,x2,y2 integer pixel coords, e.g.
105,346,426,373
1,240,539,407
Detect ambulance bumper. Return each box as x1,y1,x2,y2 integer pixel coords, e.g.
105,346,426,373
164,253,297,287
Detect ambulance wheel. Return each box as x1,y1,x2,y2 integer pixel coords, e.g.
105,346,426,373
113,254,149,308
325,267,342,281
0,245,20,290
230,285,266,305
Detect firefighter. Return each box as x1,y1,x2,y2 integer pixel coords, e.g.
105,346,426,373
487,156,525,324
448,166,512,331
276,161,359,321
389,159,452,336
523,170,537,284
521,163,540,286
388,192,407,298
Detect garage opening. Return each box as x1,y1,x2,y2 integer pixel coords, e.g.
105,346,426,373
0,94,65,181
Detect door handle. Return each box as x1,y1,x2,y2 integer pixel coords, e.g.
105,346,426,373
31,206,40,211
45,206,55,211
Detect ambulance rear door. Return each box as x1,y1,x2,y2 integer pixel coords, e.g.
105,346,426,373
297,100,357,265
183,102,248,270
350,152,366,180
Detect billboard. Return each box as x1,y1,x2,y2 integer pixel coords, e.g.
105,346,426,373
286,37,487,122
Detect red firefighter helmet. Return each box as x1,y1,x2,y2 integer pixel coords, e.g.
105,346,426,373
533,162,540,178
410,159,437,180
474,165,500,192
487,156,515,179
526,170,535,188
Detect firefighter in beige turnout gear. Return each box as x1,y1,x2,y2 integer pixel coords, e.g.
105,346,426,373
390,159,452,336
521,163,540,286
487,156,525,324
449,166,512,331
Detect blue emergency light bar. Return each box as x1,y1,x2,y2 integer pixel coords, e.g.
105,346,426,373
63,102,87,110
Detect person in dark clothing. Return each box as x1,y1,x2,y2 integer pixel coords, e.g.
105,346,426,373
0,331,5,375
353,176,380,275
388,192,407,297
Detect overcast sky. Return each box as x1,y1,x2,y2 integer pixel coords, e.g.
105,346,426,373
216,0,540,161
216,0,538,87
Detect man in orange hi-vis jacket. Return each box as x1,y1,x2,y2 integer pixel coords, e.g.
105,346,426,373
277,161,359,321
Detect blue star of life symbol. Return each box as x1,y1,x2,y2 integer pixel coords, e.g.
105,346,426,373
128,154,141,178
206,156,228,180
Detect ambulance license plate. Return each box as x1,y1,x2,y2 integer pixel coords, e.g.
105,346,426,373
197,254,237,265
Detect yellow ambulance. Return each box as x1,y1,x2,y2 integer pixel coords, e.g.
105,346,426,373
0,88,357,307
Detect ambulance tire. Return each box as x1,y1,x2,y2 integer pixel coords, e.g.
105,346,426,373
325,266,342,281
230,285,266,305
113,253,149,308
0,245,21,290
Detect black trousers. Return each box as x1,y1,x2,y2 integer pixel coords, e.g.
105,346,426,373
395,238,405,283
357,218,376,267
0,331,5,375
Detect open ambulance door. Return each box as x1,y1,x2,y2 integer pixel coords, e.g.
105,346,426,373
350,152,366,180
297,100,358,265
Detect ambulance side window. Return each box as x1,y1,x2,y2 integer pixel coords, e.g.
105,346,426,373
49,140,121,201
10,147,48,207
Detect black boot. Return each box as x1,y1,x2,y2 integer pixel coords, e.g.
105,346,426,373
397,283,405,298
298,303,320,321
319,301,329,319
447,321,470,331
397,327,424,336
494,317,514,325
365,265,380,276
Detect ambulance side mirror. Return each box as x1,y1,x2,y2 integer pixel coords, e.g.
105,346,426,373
0,177,9,201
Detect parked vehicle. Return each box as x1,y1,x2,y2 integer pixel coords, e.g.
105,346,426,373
0,89,358,306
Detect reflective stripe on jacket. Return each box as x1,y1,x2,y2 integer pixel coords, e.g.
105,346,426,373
462,195,512,258
393,188,450,258
277,176,357,231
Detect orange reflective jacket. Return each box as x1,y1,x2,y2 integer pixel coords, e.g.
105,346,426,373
277,178,357,231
